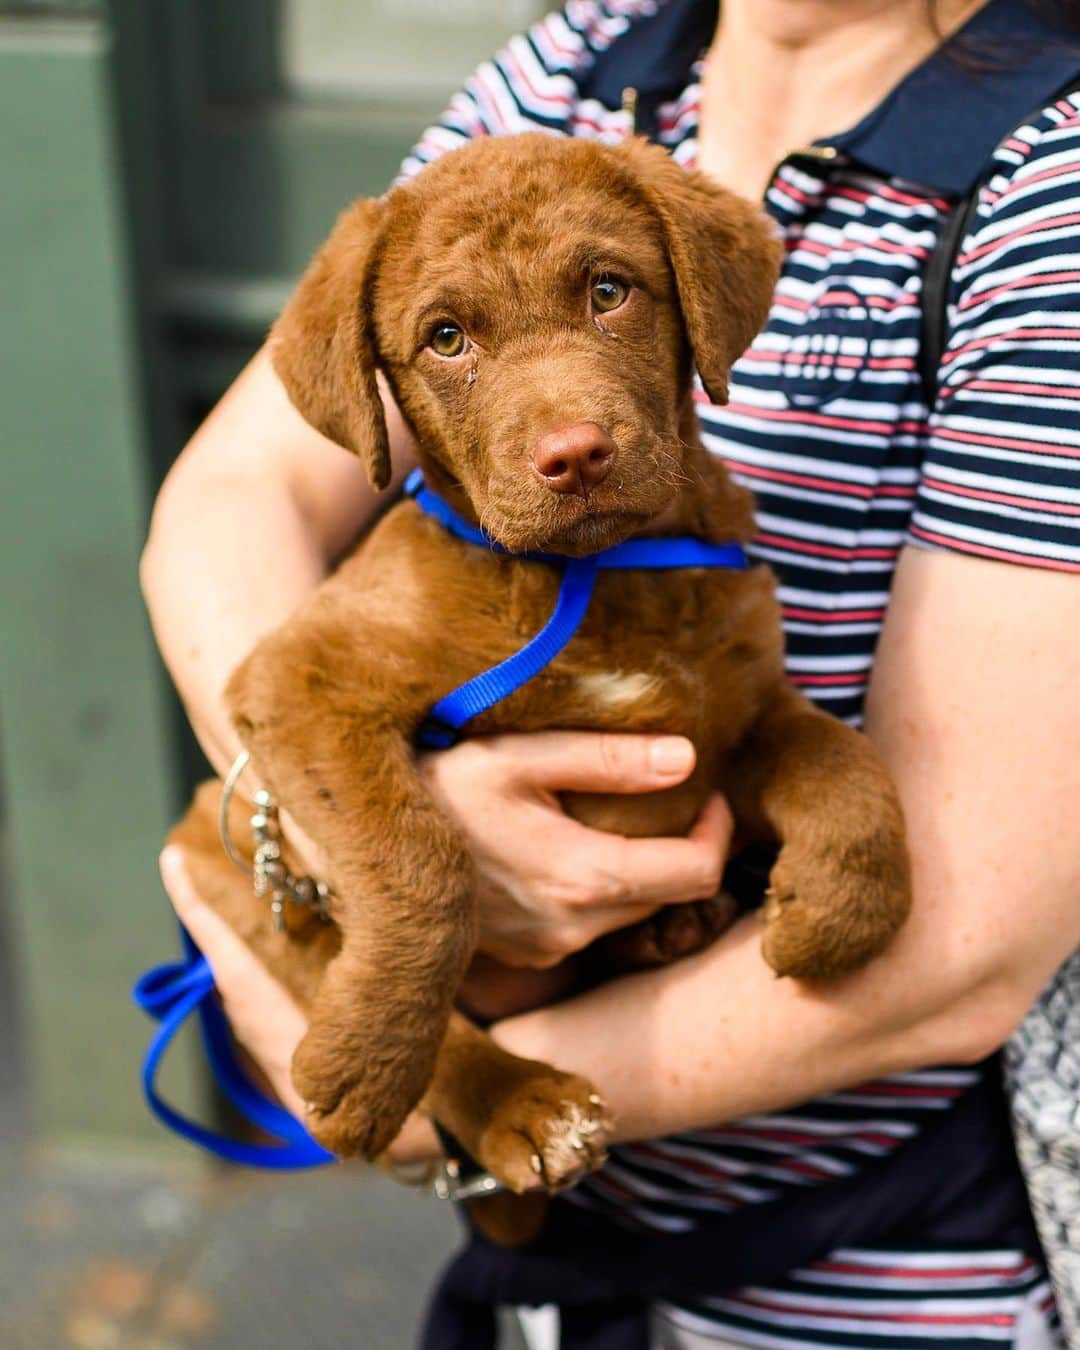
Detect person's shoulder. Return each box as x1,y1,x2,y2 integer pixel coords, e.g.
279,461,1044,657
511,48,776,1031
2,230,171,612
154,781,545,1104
918,81,1080,574
968,80,1080,244
988,77,1080,173
397,1,667,182
946,79,1080,306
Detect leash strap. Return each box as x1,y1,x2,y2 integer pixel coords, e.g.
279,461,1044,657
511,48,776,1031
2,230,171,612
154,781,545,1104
408,469,747,749
132,925,334,1169
135,473,750,1168
420,556,599,748
404,469,747,572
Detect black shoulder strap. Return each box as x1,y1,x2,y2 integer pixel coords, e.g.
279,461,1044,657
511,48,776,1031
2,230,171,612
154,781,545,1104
918,189,982,407
919,71,1080,408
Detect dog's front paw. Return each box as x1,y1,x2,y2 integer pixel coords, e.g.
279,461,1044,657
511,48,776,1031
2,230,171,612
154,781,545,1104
291,1007,437,1160
476,1069,612,1194
762,835,911,981
596,895,738,973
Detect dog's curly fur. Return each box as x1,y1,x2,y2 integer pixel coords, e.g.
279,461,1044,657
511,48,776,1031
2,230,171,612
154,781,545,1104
171,135,912,1245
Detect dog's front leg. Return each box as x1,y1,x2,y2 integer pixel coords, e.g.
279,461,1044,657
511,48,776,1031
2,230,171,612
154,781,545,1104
727,685,912,980
226,626,476,1161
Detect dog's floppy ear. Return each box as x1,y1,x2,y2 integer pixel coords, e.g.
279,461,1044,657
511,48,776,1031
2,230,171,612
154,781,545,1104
270,197,391,489
625,141,782,405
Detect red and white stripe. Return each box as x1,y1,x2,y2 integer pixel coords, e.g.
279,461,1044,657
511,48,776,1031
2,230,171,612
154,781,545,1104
391,6,1074,1333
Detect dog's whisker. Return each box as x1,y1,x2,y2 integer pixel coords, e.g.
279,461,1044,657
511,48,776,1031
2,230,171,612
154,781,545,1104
477,501,499,540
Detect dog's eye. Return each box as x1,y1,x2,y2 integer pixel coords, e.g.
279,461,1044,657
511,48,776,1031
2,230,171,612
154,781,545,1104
590,277,628,314
429,324,468,358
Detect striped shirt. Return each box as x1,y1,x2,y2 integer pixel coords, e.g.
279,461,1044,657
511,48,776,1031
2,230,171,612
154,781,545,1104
399,0,1078,1343
655,1249,1059,1349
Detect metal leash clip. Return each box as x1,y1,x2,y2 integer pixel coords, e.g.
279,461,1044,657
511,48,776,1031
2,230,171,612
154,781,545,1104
220,751,333,932
429,1123,506,1202
432,1157,505,1204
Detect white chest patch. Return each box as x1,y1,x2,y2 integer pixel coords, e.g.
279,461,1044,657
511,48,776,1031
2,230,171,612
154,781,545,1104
576,670,661,711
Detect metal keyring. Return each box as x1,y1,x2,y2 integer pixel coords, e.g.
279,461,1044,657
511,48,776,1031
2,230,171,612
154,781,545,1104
218,749,333,930
219,749,253,874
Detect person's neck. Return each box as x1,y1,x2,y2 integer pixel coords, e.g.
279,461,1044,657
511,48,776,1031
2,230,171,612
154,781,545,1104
697,0,990,199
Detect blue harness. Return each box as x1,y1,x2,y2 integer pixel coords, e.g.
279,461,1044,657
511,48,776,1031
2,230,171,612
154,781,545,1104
133,469,748,1168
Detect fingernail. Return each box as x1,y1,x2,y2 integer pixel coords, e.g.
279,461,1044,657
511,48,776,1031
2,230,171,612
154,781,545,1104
649,737,694,777
158,846,183,885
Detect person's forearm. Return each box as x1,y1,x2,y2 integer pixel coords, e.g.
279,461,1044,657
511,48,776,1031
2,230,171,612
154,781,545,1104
490,894,1010,1143
143,471,333,776
141,347,415,778
493,550,1080,1142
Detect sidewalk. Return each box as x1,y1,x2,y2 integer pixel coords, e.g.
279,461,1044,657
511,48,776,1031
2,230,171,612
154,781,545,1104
0,833,523,1350
0,1144,463,1349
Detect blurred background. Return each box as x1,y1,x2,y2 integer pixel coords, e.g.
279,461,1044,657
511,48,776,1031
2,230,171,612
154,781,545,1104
0,2,544,1344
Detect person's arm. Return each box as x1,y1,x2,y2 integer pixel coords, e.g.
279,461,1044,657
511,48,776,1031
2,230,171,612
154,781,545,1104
482,111,1080,1137
140,345,416,779
164,545,1079,1158
487,545,1080,1139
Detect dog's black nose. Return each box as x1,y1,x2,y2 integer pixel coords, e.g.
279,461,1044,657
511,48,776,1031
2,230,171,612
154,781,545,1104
532,423,616,497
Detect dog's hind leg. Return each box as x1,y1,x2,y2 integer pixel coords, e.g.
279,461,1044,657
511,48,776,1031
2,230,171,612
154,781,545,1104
422,1011,611,1243
589,894,739,976
171,789,610,1247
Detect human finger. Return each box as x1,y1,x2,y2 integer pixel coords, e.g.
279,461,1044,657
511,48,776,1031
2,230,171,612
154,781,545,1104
567,793,735,910
465,730,697,794
159,846,307,1114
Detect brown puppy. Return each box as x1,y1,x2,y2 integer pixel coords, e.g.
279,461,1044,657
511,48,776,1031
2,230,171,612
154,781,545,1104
172,134,911,1234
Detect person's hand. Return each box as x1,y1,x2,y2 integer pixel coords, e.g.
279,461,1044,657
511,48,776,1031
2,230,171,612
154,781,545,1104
160,845,308,1116
418,731,733,967
158,846,440,1165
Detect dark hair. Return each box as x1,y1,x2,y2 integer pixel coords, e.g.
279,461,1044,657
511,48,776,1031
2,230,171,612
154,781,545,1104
934,0,1080,68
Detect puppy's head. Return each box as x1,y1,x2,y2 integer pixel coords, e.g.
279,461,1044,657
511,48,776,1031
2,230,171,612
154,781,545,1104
272,134,780,554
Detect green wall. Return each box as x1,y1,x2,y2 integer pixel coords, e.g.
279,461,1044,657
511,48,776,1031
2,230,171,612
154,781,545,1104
0,15,193,1147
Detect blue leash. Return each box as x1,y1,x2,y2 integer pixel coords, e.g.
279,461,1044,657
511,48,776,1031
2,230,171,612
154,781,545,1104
134,470,748,1167
133,925,334,1167
405,470,748,749
419,554,599,749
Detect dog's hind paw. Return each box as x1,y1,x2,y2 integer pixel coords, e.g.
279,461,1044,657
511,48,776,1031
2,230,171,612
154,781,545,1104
476,1070,612,1194
595,894,738,973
